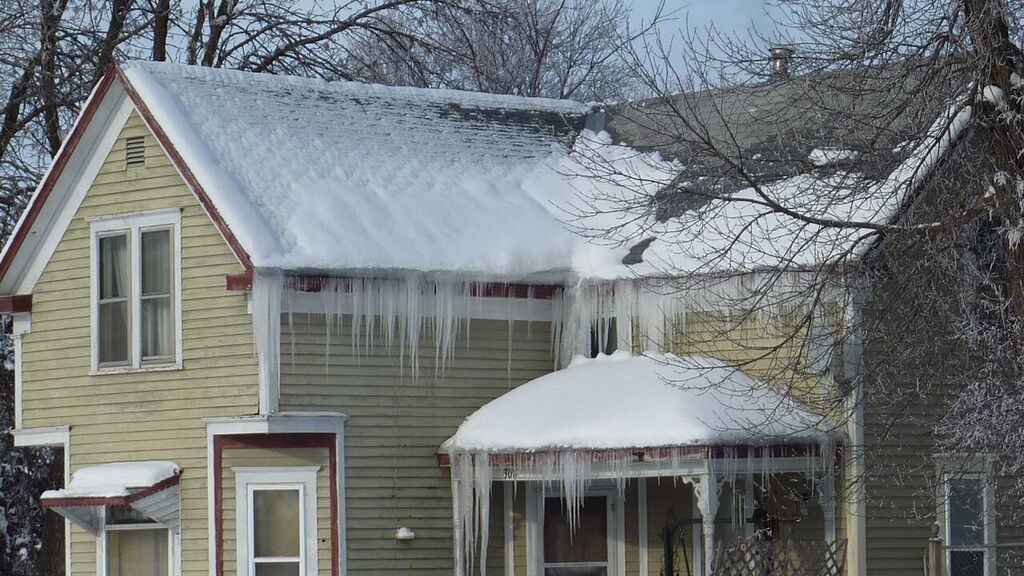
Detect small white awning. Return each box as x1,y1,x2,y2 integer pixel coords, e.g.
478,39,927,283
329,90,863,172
41,461,181,534
443,352,833,456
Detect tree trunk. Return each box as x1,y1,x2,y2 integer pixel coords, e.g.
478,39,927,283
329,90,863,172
94,0,136,85
40,0,69,157
201,0,235,67
153,0,171,61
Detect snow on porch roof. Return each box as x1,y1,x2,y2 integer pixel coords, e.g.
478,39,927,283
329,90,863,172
41,461,182,534
442,352,833,454
42,460,179,502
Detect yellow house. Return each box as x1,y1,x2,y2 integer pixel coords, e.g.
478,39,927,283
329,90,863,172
0,61,874,576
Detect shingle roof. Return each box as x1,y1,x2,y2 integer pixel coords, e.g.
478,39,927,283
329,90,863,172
120,61,601,279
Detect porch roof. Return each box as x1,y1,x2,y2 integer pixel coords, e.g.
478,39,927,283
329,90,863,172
41,461,181,534
442,352,835,455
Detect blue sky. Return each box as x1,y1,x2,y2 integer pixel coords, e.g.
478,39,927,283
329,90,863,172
630,0,776,38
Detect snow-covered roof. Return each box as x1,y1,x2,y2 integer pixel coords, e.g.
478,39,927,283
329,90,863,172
119,61,604,278
41,461,179,500
1,62,964,288
118,62,934,280
443,352,831,453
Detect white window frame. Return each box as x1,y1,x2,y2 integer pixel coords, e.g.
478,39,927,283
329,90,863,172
98,508,180,576
233,466,320,576
525,483,625,576
943,472,996,576
89,208,182,374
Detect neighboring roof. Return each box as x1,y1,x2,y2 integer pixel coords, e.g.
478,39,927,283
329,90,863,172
442,352,831,453
606,64,958,178
600,66,976,268
41,460,180,500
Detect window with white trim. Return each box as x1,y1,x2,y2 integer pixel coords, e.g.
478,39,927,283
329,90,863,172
104,505,172,576
234,467,319,576
528,485,623,576
945,474,995,576
90,209,181,372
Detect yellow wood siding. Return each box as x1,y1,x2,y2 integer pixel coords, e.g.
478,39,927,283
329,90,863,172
21,110,259,576
671,309,839,413
279,315,555,575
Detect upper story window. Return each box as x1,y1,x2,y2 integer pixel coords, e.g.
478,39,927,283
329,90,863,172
90,209,181,373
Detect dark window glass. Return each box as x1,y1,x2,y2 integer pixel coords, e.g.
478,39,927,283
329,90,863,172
544,496,608,566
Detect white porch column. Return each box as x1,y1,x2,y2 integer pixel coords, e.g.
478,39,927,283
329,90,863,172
743,470,755,537
696,472,720,574
819,471,837,544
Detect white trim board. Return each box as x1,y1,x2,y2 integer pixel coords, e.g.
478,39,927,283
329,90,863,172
233,466,320,576
12,426,70,447
204,412,348,436
525,483,625,576
12,313,29,429
2,87,135,295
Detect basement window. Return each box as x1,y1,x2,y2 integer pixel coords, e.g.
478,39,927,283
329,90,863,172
125,136,146,169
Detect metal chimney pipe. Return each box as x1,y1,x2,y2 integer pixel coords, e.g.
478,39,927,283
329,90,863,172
770,47,794,81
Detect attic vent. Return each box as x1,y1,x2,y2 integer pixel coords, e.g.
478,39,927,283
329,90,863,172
125,136,146,169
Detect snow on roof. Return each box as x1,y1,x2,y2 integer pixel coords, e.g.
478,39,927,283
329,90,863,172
41,461,179,500
112,62,962,280
443,351,829,453
119,61,603,278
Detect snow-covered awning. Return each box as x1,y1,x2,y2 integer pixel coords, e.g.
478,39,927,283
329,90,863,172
443,352,834,459
443,353,841,575
41,461,181,534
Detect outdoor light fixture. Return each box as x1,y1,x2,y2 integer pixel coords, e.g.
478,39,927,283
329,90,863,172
395,527,416,541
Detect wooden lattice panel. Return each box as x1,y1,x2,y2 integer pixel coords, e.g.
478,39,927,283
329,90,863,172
711,537,847,576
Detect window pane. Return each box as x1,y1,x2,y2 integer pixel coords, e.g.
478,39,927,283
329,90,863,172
107,528,168,576
951,550,985,576
141,297,172,359
107,505,156,525
950,479,985,546
99,301,129,364
100,234,129,299
141,230,171,296
254,489,301,558
255,563,301,576
544,496,608,564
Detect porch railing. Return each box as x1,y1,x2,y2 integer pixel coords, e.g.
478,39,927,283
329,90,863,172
711,537,847,576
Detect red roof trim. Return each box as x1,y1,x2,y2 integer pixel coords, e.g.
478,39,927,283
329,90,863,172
225,270,253,290
0,65,119,288
0,295,31,313
113,65,253,272
40,472,180,508
271,274,563,299
436,444,825,467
